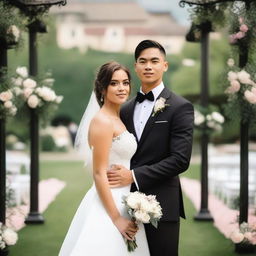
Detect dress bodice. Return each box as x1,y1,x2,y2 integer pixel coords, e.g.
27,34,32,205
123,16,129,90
109,130,137,169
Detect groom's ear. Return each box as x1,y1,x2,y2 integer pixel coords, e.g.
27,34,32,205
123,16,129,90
164,61,168,72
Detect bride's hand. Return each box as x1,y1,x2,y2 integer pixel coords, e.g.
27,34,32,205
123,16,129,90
113,216,138,241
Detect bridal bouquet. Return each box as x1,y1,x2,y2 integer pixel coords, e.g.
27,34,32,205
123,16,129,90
122,191,162,252
0,222,18,252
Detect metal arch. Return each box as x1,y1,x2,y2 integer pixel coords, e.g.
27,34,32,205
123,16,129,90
179,0,249,8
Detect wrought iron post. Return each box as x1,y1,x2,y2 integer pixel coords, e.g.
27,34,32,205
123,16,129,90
194,22,213,221
0,43,8,225
235,1,251,253
25,25,44,224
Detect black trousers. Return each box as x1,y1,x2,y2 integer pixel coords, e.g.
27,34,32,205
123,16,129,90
144,221,180,256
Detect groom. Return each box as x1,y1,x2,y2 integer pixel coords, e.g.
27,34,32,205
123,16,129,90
107,39,194,255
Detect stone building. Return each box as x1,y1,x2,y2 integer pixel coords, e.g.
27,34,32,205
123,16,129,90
51,1,187,54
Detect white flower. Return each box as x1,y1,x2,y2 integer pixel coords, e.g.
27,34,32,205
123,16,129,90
237,70,252,84
55,95,63,104
4,101,13,109
12,77,23,86
23,78,37,89
9,107,17,116
182,58,195,67
211,112,225,124
227,58,235,67
227,71,238,82
134,210,150,223
230,230,244,243
126,192,141,209
38,86,57,101
43,78,55,86
244,232,253,241
0,90,13,102
7,25,20,42
13,87,22,96
194,110,205,125
152,97,168,116
140,198,152,212
23,88,33,98
16,66,28,78
244,89,256,104
2,228,18,246
27,95,40,108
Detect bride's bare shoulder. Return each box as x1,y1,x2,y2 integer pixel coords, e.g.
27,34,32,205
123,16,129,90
89,111,113,138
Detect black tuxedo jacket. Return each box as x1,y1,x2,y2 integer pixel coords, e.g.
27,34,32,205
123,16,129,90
120,87,194,222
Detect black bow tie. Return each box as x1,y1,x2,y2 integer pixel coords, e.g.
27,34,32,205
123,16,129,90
135,91,154,103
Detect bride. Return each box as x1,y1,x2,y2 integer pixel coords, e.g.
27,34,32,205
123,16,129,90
59,62,150,255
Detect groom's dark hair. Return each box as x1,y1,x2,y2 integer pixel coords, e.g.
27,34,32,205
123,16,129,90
134,40,166,61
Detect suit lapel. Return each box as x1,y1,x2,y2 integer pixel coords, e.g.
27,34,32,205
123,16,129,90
125,98,139,142
138,87,172,146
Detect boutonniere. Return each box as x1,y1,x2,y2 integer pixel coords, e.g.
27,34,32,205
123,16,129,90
152,97,169,117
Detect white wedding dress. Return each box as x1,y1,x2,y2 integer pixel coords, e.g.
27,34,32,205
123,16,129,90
59,131,150,256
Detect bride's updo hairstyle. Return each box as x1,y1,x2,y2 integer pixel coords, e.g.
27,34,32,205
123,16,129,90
94,61,131,107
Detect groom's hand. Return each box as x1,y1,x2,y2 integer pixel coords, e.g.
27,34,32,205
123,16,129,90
107,165,133,187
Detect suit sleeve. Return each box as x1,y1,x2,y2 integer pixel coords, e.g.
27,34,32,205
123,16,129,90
133,102,194,191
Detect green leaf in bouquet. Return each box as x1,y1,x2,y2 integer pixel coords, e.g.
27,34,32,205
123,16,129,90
150,219,158,229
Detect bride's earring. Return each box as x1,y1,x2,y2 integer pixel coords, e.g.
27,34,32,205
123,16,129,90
100,94,104,103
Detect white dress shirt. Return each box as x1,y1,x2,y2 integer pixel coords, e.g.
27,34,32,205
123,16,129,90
132,82,165,190
133,82,164,140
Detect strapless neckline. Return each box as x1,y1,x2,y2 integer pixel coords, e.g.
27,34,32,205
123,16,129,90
112,130,129,142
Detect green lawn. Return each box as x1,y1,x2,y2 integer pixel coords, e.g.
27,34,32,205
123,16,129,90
9,161,255,256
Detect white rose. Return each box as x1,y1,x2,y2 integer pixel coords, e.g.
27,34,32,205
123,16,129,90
7,25,20,42
206,114,212,121
39,87,56,101
228,71,238,82
13,87,22,96
9,107,17,116
27,95,40,108
140,198,152,212
152,206,162,218
0,90,13,102
12,77,23,86
2,228,18,246
154,97,166,113
55,95,63,104
4,101,13,109
126,192,141,209
211,112,225,124
134,210,150,223
227,58,235,67
43,78,55,86
194,110,205,125
23,88,33,98
244,90,256,104
23,78,37,89
16,66,28,78
244,232,253,241
207,120,216,129
237,70,252,84
230,231,244,244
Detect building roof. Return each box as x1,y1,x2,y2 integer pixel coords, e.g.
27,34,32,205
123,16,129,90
52,1,187,36
52,2,149,22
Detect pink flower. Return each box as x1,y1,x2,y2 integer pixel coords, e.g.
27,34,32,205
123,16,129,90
235,31,246,39
240,24,248,33
244,232,253,241
230,231,244,243
229,34,237,44
244,90,256,104
227,80,241,94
